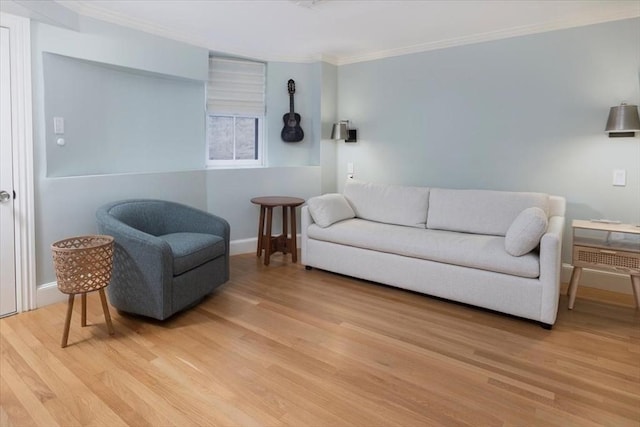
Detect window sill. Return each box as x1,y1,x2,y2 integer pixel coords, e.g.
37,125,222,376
206,164,266,170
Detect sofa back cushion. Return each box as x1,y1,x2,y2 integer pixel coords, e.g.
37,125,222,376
426,188,549,236
343,180,430,228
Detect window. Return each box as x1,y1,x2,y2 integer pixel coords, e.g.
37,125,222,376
206,58,266,167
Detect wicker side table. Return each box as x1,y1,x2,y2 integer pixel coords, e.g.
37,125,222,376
51,235,116,348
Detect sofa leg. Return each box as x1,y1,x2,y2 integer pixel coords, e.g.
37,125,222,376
540,322,553,330
305,266,312,271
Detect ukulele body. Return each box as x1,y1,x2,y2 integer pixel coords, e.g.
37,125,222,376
281,113,304,143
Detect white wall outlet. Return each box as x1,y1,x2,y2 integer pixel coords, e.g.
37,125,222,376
612,169,626,186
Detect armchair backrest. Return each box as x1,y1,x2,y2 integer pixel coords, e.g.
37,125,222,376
106,200,177,236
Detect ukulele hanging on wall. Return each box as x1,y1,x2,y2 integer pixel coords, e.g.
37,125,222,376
281,79,304,143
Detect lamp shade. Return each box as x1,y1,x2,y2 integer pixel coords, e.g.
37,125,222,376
605,103,640,134
331,122,349,140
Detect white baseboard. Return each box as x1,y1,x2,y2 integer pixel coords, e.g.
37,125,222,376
561,263,632,295
230,237,258,255
36,281,66,307
230,235,302,256
36,235,302,308
36,253,633,309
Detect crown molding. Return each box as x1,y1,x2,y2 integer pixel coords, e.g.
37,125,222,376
56,1,639,66
335,10,640,65
57,0,337,64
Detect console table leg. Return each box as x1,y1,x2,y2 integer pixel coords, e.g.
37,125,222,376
568,266,582,310
631,275,640,309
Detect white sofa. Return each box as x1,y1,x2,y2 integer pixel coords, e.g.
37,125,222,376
301,180,566,327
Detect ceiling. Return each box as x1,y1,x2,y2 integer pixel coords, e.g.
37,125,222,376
57,0,639,65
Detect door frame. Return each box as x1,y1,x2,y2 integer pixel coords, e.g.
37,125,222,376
1,12,36,312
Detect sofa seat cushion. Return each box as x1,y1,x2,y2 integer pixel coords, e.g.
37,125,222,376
159,232,226,275
427,188,549,236
307,219,540,278
343,180,430,228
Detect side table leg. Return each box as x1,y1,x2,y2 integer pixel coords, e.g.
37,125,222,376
99,289,115,335
568,266,582,310
290,206,298,263
61,294,75,348
631,275,640,309
256,206,265,257
282,206,289,255
264,206,273,266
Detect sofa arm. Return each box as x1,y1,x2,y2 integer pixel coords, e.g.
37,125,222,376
301,205,314,265
538,215,565,325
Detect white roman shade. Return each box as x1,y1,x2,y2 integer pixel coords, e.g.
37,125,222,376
207,58,265,116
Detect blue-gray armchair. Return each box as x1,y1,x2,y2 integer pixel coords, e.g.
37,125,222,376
96,199,230,320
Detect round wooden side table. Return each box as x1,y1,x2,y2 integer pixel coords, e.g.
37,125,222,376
51,235,116,348
251,196,305,266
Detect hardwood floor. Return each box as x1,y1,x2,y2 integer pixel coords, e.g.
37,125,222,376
1,253,639,426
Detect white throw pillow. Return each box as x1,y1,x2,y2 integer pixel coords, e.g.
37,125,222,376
505,207,548,256
307,194,356,228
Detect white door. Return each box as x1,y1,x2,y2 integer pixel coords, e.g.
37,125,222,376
0,25,17,317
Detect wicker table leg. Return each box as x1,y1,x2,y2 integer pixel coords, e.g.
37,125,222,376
99,289,115,335
61,294,75,348
81,293,87,327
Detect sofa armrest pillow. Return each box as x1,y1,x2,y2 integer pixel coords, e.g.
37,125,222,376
505,207,548,256
307,194,356,228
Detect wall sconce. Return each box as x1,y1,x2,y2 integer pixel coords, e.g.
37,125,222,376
331,120,357,143
605,103,640,137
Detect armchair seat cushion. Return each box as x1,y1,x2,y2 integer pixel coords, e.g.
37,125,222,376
159,232,226,275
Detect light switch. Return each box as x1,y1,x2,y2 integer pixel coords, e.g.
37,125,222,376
613,169,626,186
347,162,354,174
53,117,64,134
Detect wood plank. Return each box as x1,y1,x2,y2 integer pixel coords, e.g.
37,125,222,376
1,253,639,426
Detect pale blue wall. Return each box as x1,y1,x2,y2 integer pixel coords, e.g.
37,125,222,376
31,10,639,287
337,18,640,262
43,53,205,176
266,62,319,166
31,17,212,284
320,62,338,194
206,167,321,241
31,16,325,286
